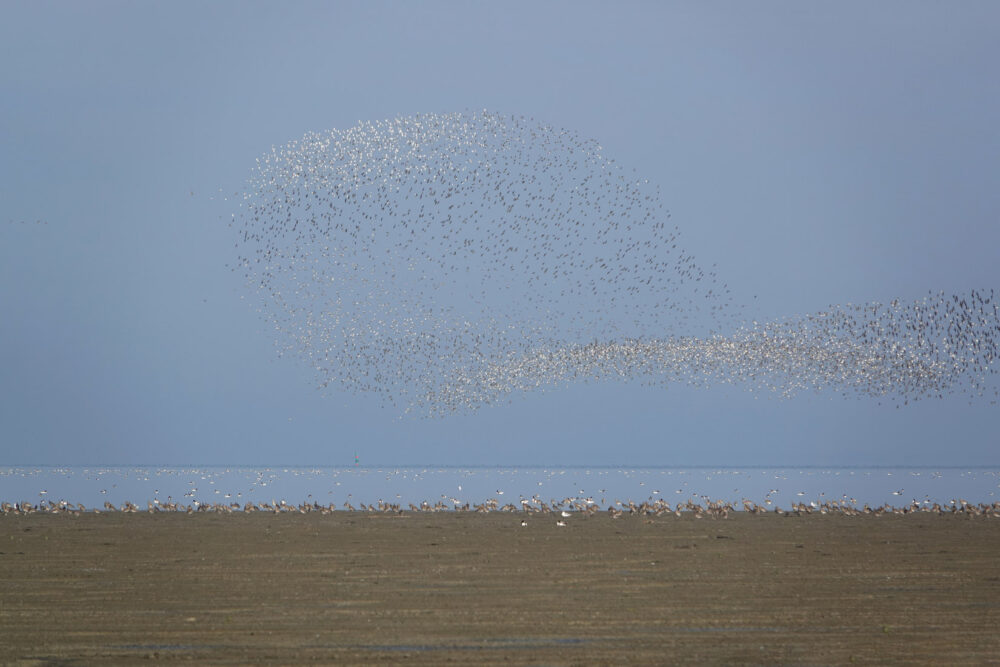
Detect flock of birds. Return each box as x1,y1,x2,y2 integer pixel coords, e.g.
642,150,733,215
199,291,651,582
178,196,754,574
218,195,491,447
232,110,999,415
5,496,999,519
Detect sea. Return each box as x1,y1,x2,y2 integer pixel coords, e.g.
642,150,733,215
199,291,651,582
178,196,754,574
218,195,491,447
1,465,998,511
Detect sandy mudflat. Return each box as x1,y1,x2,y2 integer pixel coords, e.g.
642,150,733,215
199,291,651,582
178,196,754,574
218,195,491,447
1,512,999,665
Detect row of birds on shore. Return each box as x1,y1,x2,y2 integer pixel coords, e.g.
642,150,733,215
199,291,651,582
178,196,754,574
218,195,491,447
232,110,999,414
5,497,998,518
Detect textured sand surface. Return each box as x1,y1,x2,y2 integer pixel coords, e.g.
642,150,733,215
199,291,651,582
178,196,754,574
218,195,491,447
2,512,999,665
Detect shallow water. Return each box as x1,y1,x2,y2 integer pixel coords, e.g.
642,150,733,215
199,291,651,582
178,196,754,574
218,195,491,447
1,465,997,510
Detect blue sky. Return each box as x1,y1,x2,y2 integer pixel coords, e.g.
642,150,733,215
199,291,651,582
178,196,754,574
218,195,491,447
2,1,998,466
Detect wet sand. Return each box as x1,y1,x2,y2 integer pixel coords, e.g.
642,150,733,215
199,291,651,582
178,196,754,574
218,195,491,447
2,512,998,665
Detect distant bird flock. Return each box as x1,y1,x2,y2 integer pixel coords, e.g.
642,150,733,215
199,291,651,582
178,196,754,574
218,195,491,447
232,110,999,415
5,496,1000,519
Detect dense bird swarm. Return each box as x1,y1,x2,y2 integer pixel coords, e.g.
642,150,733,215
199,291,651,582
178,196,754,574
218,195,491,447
232,111,999,415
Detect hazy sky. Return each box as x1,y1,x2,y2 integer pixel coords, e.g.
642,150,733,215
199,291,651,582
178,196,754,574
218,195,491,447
2,1,998,466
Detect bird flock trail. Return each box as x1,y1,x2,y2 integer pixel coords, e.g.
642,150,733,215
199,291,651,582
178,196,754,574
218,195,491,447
231,110,999,415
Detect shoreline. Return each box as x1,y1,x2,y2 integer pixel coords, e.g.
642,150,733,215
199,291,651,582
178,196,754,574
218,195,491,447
3,497,999,517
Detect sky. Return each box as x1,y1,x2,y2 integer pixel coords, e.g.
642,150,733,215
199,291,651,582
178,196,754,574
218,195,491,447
1,1,998,467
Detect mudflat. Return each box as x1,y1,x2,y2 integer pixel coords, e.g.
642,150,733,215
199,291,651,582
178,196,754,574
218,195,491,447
1,512,998,665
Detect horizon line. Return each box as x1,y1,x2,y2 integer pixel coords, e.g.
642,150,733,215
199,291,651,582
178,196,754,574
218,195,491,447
3,463,999,470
